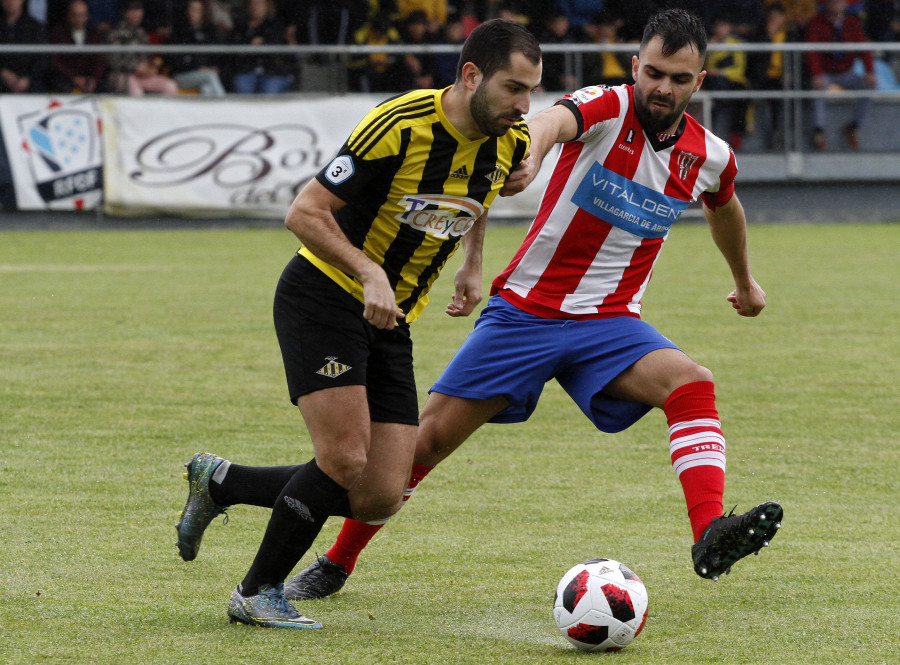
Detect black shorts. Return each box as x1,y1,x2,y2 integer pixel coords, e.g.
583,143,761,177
272,254,418,425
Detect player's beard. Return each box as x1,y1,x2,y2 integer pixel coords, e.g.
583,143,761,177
470,81,521,137
633,88,689,135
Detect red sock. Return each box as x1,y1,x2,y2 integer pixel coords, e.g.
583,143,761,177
326,463,433,574
325,521,382,575
664,381,726,542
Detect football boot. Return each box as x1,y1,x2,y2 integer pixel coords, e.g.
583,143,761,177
228,583,322,629
692,501,783,581
284,555,349,600
175,452,228,561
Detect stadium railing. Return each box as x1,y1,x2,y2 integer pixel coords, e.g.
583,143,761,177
1,41,898,170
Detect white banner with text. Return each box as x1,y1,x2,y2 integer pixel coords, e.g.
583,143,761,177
100,94,555,219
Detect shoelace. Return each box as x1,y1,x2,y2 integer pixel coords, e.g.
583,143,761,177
261,585,298,616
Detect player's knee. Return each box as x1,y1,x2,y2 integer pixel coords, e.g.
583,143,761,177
318,449,369,489
689,364,714,385
671,363,713,391
354,495,403,523
415,412,448,465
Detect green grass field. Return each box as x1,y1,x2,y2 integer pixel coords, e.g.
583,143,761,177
1,222,897,664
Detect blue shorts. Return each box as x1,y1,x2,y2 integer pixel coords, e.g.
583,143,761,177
430,296,680,433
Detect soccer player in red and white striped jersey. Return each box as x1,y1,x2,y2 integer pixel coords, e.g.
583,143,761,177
289,9,783,599
493,79,737,320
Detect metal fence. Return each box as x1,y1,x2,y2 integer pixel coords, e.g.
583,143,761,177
2,40,899,155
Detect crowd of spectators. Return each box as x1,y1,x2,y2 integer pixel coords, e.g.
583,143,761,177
1,0,897,148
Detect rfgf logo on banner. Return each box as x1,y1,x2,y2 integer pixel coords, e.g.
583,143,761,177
16,97,103,209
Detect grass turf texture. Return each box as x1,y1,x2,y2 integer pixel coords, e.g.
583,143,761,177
1,223,897,664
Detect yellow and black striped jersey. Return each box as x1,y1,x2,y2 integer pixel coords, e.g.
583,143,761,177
300,87,530,323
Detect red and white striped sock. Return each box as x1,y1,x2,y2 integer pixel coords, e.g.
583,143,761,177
664,381,726,542
326,463,434,574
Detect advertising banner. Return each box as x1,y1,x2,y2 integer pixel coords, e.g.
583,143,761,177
0,95,103,211
100,93,554,219
102,95,364,217
0,93,555,218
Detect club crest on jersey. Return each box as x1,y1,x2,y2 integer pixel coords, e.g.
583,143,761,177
317,356,351,378
485,165,506,184
677,151,699,181
395,194,485,238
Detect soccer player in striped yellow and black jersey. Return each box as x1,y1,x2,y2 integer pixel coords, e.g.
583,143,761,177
298,85,530,323
174,19,542,628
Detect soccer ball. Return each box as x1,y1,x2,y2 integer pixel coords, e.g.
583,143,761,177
553,558,649,652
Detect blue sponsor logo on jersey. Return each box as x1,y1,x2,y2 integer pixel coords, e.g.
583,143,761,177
571,162,690,238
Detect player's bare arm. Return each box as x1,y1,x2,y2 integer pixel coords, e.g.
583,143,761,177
702,193,766,317
446,212,487,317
499,104,580,196
286,179,404,329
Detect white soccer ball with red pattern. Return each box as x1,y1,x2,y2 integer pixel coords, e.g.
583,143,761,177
553,558,649,652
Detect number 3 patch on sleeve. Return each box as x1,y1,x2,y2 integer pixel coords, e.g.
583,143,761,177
325,155,355,185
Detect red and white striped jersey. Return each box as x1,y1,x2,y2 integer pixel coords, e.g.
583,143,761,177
492,84,738,319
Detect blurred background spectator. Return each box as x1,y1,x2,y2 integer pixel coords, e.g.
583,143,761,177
864,0,899,42
704,15,751,150
707,0,764,38
553,0,604,34
400,10,436,88
805,0,876,150
347,9,405,92
582,9,631,87
75,0,119,36
28,0,47,23
1,0,48,93
397,0,447,37
167,0,226,95
203,0,234,34
494,1,530,25
49,0,106,93
106,0,178,95
538,9,584,92
431,11,465,87
748,2,791,150
140,0,178,42
228,0,293,93
286,0,366,46
768,0,818,38
604,0,656,42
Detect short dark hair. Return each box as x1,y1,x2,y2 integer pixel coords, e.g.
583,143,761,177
455,18,541,82
640,9,707,62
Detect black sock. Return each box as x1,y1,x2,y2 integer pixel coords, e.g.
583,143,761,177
240,459,349,596
209,462,302,507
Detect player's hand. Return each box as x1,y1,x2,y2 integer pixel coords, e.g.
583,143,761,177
727,278,766,317
499,152,537,196
361,269,404,329
445,265,482,317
